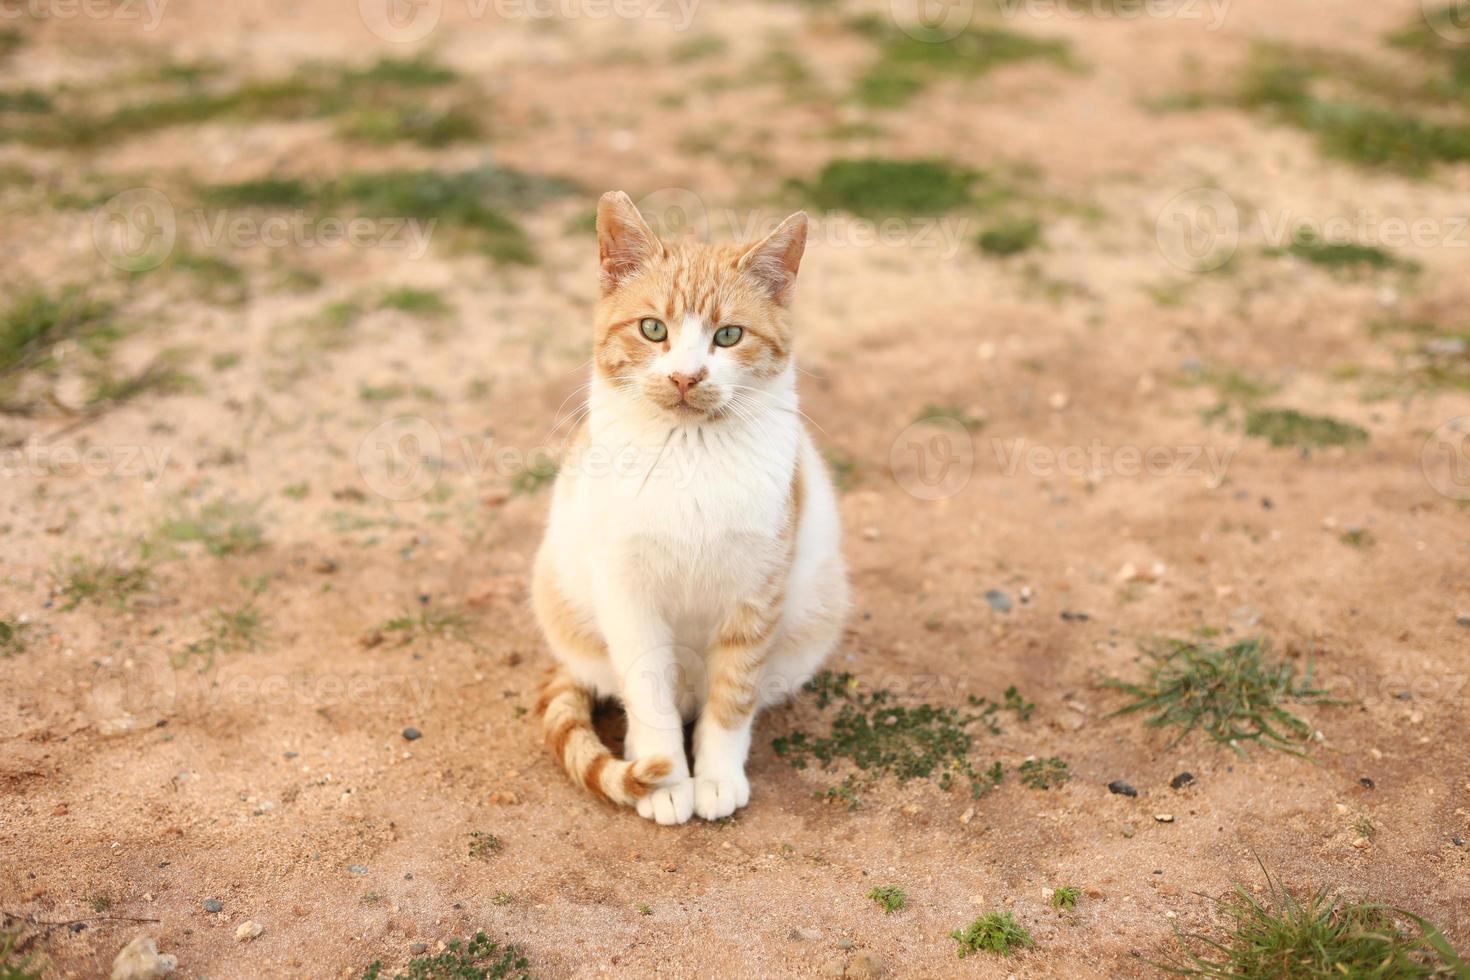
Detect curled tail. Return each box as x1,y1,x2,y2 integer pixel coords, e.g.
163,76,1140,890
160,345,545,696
535,667,672,806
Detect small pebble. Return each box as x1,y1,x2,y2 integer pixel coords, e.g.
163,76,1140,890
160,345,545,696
402,727,422,741
836,938,855,950
1107,780,1138,797
234,921,263,942
1457,614,1470,628
202,899,223,913
1154,813,1175,823
1359,777,1375,789
792,927,823,942
69,921,86,933
1170,772,1195,790
984,589,1013,613
409,943,428,955
347,865,368,875
1060,610,1090,622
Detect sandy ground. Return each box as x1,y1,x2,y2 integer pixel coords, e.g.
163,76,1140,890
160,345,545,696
2,0,1469,976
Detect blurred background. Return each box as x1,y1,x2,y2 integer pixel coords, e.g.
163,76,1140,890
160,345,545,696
2,0,1469,977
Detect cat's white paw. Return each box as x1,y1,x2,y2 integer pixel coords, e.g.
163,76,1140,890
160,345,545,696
636,778,694,825
693,771,750,821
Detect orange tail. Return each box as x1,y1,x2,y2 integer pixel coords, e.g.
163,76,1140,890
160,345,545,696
536,668,672,806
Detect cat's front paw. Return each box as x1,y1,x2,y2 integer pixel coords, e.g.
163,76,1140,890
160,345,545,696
636,778,694,825
693,771,750,821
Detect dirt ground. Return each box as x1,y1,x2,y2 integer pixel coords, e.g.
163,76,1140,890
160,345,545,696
2,0,1469,976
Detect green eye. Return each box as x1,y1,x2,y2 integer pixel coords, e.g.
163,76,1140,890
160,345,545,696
714,325,743,348
639,317,667,342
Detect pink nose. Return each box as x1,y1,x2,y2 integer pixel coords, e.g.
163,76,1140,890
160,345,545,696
669,369,707,397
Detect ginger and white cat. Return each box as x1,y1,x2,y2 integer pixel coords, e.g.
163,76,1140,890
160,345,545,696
532,191,848,825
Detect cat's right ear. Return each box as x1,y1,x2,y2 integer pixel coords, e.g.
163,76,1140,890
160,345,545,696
597,191,661,295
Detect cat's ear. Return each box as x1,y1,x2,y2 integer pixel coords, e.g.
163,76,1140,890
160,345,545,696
738,211,807,307
597,191,661,295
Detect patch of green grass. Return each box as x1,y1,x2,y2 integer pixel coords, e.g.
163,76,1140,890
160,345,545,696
378,287,452,318
56,558,152,611
201,177,315,208
153,498,266,558
852,16,1075,108
0,286,119,378
1052,885,1081,911
1268,228,1415,275
0,88,53,113
951,911,1034,958
336,103,481,147
87,352,201,408
772,671,1008,799
7,55,464,150
1387,7,1470,102
468,831,502,859
671,34,728,62
1165,867,1468,977
0,617,29,656
170,250,250,305
378,608,473,644
868,885,906,914
88,895,113,913
510,460,558,496
1105,636,1338,756
797,157,976,218
1236,43,1470,173
203,165,574,266
1174,365,1278,403
204,601,268,652
824,450,860,492
361,932,529,980
358,382,407,402
977,217,1042,256
1244,407,1368,449
0,925,43,980
1340,528,1376,549
637,903,652,916
1018,756,1069,790
916,403,985,431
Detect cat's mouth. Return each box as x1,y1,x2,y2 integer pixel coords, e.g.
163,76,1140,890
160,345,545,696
643,382,726,420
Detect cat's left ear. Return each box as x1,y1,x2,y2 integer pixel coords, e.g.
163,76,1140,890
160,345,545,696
738,211,807,307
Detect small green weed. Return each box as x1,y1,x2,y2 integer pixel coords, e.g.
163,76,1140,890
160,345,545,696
56,558,152,611
915,404,985,431
772,671,1008,799
511,460,558,496
378,287,452,318
951,911,1034,958
379,608,473,644
0,617,29,656
361,932,529,980
868,885,906,914
0,286,118,378
977,217,1043,256
852,16,1074,108
1052,885,1081,911
1105,636,1338,755
1268,228,1415,275
1340,528,1376,549
1244,408,1368,449
1018,756,1069,790
1165,866,1468,977
153,499,265,557
468,831,502,859
0,925,43,980
797,157,976,218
